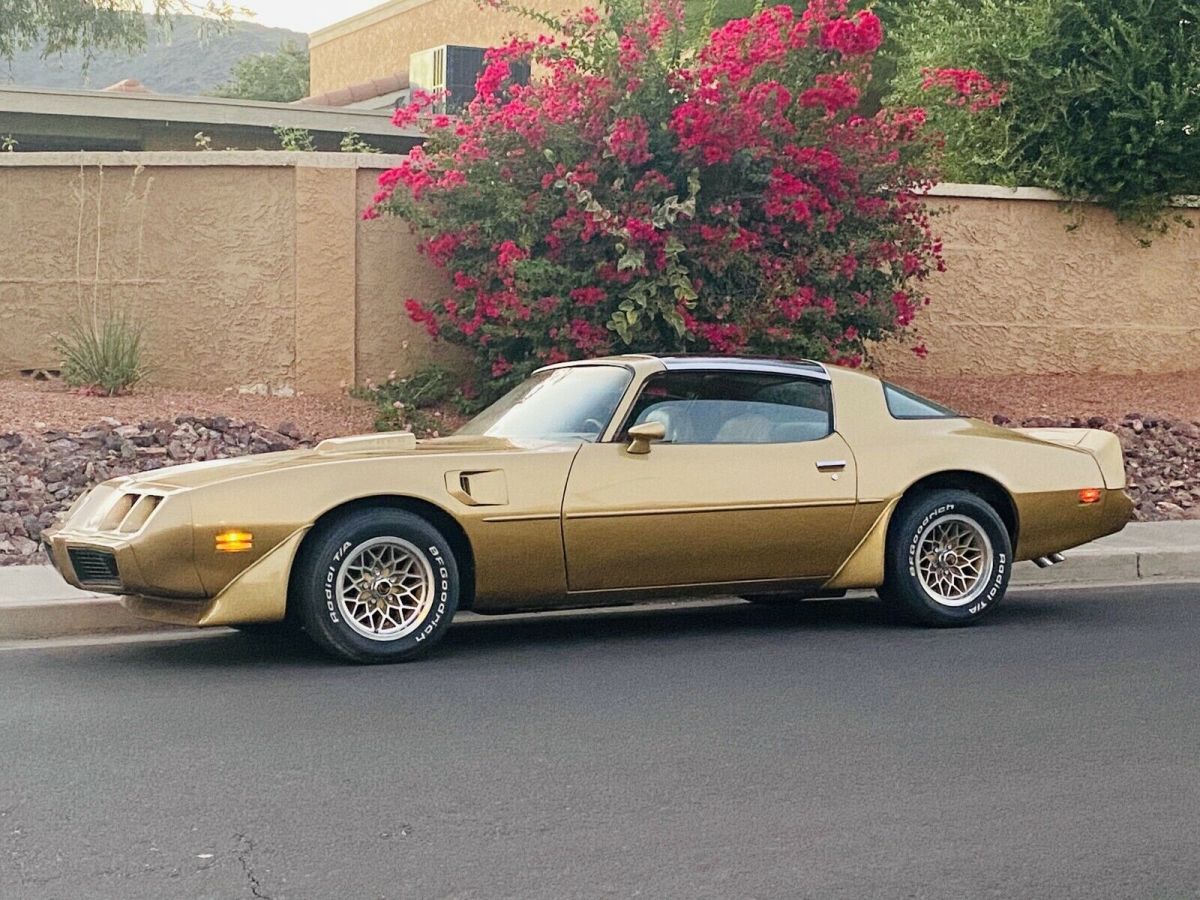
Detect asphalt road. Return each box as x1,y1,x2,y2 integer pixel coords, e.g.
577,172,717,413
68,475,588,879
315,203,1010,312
1,585,1198,900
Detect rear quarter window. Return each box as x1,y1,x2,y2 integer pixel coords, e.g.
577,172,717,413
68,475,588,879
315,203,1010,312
883,383,961,420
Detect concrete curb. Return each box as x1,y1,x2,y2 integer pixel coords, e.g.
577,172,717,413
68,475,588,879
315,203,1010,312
2,537,1198,641
0,595,182,641
0,566,186,640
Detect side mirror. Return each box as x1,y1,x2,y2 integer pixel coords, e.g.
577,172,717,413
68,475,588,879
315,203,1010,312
626,421,666,455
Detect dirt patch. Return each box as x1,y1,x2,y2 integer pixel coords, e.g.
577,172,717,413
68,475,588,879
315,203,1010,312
893,371,1200,422
0,379,375,439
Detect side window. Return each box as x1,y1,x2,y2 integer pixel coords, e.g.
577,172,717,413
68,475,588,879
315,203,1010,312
882,382,960,420
622,371,833,444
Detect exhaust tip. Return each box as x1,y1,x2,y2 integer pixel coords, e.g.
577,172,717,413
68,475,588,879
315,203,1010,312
1033,553,1067,568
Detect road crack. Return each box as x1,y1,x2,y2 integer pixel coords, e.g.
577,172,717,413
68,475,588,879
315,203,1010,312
232,832,271,900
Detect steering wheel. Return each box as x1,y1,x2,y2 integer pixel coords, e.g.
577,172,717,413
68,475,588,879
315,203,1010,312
582,417,605,436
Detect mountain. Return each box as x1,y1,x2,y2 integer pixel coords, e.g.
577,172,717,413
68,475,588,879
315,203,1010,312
0,15,308,97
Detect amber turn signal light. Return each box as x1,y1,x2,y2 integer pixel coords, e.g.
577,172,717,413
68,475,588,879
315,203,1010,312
1078,488,1103,505
215,530,254,552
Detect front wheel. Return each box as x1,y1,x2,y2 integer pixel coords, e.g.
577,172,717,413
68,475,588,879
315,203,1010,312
878,489,1011,626
293,508,460,663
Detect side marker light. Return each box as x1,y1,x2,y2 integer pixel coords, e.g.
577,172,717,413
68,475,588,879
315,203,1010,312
215,530,254,552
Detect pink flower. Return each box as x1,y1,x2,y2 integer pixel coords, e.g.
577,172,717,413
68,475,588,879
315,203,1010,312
569,286,607,307
606,116,653,166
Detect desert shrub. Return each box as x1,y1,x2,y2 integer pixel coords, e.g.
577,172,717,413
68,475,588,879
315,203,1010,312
352,365,460,432
55,312,145,396
274,126,315,151
888,0,1200,229
369,0,949,398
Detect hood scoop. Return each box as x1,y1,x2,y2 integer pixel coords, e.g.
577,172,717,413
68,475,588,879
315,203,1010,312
315,432,418,455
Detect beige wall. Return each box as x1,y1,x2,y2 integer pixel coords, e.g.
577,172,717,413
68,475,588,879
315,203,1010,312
0,151,443,394
876,185,1200,377
1,155,1197,397
309,0,587,96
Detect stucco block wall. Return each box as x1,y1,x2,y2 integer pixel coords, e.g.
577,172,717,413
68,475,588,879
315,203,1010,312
309,0,588,96
0,152,439,394
0,160,296,387
1,155,1197,396
354,170,468,380
877,187,1200,377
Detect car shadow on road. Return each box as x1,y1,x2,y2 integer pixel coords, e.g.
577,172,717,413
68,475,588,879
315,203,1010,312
99,590,1102,670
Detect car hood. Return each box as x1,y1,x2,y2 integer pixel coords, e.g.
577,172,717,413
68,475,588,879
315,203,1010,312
119,432,559,491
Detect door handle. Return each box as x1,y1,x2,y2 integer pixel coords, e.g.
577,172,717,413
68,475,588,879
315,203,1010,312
815,459,847,472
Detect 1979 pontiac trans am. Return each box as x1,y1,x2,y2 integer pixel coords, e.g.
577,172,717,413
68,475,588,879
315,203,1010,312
45,356,1131,663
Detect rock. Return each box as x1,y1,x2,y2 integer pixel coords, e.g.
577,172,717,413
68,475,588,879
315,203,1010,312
254,430,293,452
277,421,303,440
1022,415,1063,428
9,536,39,556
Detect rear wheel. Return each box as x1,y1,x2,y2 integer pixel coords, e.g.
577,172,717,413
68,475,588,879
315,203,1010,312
879,489,1011,626
293,508,460,663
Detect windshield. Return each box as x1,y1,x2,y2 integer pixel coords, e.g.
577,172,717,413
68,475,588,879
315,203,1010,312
457,365,633,442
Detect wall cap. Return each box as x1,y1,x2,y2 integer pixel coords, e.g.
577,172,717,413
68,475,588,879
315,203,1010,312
0,150,408,168
929,181,1200,208
2,157,1196,209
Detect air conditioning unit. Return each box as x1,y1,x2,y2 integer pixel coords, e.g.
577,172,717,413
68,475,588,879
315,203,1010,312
409,45,530,114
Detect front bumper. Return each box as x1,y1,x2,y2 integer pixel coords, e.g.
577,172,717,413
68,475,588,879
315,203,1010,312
43,483,305,627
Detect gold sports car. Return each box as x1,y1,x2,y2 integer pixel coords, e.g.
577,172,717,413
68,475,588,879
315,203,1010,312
45,355,1131,663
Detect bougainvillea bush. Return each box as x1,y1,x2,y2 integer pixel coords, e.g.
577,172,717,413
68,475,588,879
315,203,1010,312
369,0,950,396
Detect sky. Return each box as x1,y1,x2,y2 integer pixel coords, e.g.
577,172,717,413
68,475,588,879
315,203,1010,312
166,1,392,34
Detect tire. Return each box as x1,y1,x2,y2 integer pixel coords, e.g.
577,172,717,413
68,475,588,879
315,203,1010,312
292,508,460,663
878,489,1011,627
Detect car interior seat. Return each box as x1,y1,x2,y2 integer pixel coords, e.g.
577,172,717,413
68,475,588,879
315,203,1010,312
642,405,695,443
712,413,774,443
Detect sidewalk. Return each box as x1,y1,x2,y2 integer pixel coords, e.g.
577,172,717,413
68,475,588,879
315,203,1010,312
1010,520,1200,585
1,521,1198,641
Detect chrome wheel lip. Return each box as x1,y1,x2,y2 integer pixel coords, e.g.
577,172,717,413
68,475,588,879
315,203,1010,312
335,537,435,642
914,513,993,608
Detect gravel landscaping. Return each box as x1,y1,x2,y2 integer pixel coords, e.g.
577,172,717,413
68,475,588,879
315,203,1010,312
0,415,318,564
2,372,1199,566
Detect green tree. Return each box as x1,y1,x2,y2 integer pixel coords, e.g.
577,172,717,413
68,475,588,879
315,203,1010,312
888,0,1200,229
0,1,238,63
210,40,309,102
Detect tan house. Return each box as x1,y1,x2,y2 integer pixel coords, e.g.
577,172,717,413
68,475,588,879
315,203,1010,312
307,0,586,100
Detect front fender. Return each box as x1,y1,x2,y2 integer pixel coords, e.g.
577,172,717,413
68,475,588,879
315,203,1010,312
121,527,309,627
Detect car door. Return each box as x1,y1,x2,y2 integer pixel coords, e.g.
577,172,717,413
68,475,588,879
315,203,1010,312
561,369,859,593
